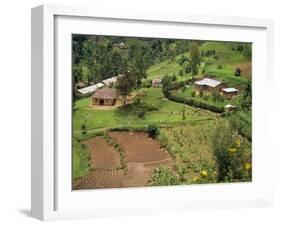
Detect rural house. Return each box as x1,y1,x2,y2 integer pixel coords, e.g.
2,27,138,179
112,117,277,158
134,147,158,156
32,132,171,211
92,87,117,106
77,82,105,95
152,78,162,88
102,75,121,87
194,78,223,93
222,87,238,98
224,104,237,112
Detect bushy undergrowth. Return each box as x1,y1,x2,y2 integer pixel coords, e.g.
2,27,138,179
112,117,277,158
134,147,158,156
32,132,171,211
212,124,251,182
116,101,158,119
149,166,180,186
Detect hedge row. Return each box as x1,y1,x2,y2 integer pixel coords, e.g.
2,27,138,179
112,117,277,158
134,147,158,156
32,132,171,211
165,91,224,113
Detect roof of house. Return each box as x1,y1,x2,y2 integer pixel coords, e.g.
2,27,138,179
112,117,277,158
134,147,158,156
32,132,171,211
194,78,222,88
92,87,117,100
222,87,238,93
225,104,236,108
102,75,120,86
77,83,105,95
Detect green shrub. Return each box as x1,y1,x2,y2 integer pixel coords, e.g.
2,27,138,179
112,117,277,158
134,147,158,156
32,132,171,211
149,166,180,186
147,124,159,139
234,68,242,76
191,91,196,97
217,64,223,69
212,125,251,182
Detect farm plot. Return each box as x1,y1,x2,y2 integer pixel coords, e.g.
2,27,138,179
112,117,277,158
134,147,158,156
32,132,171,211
108,131,172,164
74,131,174,189
83,136,121,170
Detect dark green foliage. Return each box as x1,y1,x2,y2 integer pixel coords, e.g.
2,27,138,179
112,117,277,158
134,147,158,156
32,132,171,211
115,71,135,104
234,80,252,112
72,35,196,91
179,70,183,77
177,55,188,66
81,123,87,135
189,41,201,80
162,75,173,97
147,124,159,138
234,68,242,76
217,64,223,69
191,91,196,97
150,166,180,186
182,107,186,120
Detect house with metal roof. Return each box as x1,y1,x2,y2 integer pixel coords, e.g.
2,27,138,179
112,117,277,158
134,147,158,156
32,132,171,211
77,83,105,95
222,87,239,98
102,75,121,87
194,78,223,92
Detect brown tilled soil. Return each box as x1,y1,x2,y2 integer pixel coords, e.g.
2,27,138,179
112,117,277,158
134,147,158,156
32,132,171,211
108,131,172,163
83,136,121,170
74,132,174,190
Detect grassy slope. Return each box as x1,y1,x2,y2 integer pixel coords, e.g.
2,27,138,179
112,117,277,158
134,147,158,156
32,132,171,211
73,139,90,179
200,42,250,86
146,53,192,81
146,41,251,87
73,88,215,135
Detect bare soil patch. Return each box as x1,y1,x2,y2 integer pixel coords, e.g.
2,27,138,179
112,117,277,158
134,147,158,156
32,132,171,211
108,131,172,163
83,136,120,170
75,169,125,189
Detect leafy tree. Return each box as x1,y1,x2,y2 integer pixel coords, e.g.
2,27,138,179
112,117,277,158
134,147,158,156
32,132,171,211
235,80,252,111
182,107,186,120
189,41,201,80
147,124,159,138
234,68,242,76
177,55,187,66
115,71,134,105
162,75,173,97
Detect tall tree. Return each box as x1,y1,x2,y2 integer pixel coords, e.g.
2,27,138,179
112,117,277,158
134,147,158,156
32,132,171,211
115,71,134,105
189,41,201,80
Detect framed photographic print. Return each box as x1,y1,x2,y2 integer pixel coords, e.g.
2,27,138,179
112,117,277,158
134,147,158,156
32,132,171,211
31,4,274,221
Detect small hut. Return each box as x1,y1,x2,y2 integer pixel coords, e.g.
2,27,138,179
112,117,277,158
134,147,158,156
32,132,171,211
224,104,236,112
91,87,117,106
222,87,238,98
152,78,162,88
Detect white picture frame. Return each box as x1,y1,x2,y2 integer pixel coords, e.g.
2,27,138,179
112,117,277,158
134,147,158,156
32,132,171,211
31,4,274,221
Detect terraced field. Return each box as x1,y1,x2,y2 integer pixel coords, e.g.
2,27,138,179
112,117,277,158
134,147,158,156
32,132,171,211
74,131,174,189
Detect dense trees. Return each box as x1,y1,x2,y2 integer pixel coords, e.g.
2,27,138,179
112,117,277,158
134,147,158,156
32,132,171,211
72,35,195,93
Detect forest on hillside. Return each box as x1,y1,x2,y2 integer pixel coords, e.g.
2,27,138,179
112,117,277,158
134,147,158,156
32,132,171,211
72,35,251,91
